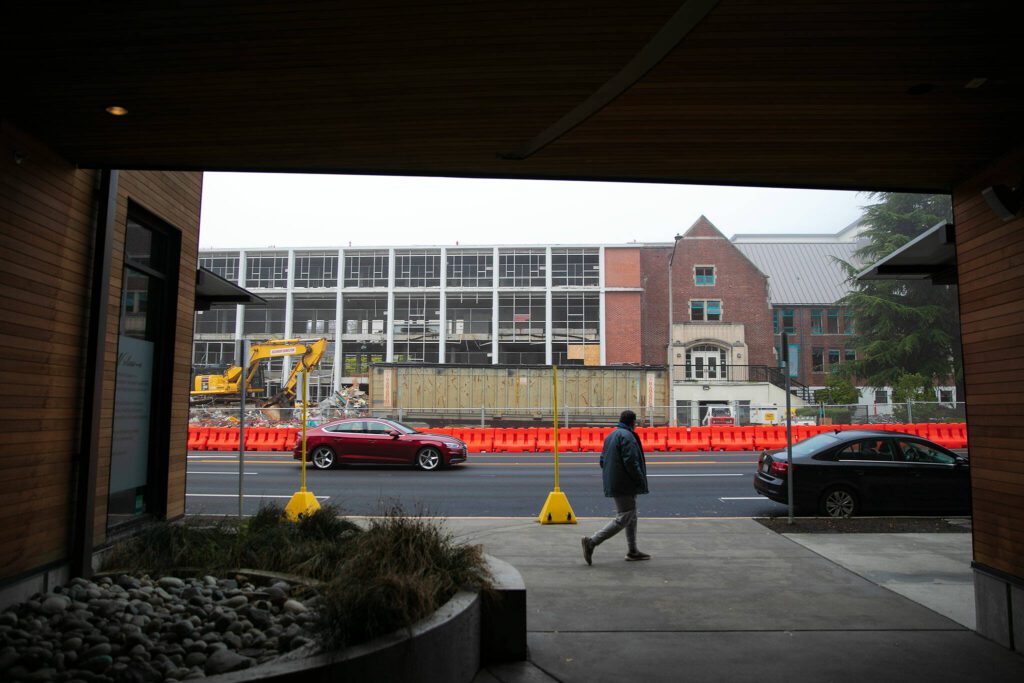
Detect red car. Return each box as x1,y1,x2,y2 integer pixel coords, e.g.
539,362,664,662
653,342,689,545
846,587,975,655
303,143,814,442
293,418,467,471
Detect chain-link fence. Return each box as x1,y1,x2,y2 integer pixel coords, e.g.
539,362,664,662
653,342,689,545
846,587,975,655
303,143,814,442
188,401,965,429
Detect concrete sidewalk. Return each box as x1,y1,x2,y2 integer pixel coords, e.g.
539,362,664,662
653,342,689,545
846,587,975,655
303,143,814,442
451,517,1024,683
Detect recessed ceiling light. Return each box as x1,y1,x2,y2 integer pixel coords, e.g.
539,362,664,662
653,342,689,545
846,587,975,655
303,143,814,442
965,78,987,89
105,106,128,116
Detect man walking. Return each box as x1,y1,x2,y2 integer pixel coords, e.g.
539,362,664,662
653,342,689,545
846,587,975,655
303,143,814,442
582,409,651,564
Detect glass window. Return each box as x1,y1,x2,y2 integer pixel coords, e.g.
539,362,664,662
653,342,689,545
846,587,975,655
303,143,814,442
364,421,393,434
706,300,722,321
552,292,600,343
695,266,715,286
690,300,722,321
245,254,288,288
446,250,493,288
897,440,955,464
781,309,795,334
199,254,240,281
874,389,889,404
551,248,599,286
344,251,389,288
395,250,441,287
938,388,954,403
812,347,824,372
836,438,896,462
498,249,546,287
772,309,780,334
844,308,855,335
827,309,841,334
828,349,840,366
810,309,823,335
325,421,365,433
844,348,856,362
294,252,338,288
787,344,799,377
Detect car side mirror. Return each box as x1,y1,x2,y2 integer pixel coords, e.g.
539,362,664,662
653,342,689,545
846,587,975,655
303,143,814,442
387,429,401,438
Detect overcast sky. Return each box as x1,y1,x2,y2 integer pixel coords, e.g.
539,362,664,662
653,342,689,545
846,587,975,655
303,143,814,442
198,172,869,249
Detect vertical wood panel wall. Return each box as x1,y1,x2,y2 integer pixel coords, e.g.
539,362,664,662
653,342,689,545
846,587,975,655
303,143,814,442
0,120,202,582
953,148,1024,580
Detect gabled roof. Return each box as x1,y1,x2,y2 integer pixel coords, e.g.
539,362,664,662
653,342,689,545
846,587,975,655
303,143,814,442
733,241,860,306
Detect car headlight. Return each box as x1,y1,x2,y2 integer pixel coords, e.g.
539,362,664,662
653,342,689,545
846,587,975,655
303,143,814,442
441,440,463,449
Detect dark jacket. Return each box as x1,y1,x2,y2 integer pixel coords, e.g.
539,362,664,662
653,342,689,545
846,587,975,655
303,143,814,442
600,423,649,497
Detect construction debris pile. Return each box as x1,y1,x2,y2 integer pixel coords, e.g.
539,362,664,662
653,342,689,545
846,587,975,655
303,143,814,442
189,387,368,428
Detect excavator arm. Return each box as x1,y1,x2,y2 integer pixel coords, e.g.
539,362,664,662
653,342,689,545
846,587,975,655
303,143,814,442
191,338,329,404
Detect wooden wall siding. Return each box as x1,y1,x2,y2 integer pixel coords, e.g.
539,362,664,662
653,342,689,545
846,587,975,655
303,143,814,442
0,122,96,578
91,171,202,545
953,148,1024,579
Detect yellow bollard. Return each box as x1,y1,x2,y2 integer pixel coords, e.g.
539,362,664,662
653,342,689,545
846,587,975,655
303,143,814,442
538,365,577,524
285,369,321,521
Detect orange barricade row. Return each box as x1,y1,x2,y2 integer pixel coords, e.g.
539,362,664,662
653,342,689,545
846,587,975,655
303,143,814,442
186,422,968,453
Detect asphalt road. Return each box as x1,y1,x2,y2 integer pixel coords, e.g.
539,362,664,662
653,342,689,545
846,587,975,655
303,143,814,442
184,451,791,518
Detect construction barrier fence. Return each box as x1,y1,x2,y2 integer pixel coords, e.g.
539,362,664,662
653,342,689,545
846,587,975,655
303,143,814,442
187,422,969,453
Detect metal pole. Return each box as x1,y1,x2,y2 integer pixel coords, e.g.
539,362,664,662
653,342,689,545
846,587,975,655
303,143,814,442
238,339,249,519
553,365,560,492
301,369,308,493
781,332,794,524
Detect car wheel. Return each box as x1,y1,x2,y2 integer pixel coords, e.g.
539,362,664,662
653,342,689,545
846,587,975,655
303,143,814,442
820,487,858,518
416,446,441,471
310,445,336,470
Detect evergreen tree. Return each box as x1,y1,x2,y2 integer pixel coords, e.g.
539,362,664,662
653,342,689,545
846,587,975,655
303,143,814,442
837,193,962,391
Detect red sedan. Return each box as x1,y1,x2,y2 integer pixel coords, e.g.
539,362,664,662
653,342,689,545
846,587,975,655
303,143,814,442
293,418,468,471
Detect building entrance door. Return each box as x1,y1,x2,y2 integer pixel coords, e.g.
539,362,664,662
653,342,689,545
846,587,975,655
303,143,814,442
690,349,720,380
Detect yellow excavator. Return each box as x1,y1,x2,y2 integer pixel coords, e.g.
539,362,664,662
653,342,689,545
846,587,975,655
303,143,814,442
191,338,329,407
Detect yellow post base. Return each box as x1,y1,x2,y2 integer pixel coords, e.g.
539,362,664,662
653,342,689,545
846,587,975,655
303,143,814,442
284,490,321,521
537,489,577,524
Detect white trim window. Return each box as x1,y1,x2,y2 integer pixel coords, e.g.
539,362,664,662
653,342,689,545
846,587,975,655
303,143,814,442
690,299,722,321
694,265,716,286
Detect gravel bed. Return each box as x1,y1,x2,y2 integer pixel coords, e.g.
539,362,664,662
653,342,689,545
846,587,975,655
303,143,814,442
755,516,972,534
0,573,319,683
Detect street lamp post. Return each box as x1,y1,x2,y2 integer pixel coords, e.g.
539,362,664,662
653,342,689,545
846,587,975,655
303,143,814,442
667,234,683,426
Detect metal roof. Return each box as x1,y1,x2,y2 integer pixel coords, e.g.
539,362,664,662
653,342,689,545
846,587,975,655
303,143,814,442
732,241,860,306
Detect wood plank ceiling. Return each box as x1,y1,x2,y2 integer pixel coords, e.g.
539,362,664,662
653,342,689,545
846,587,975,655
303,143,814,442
5,0,1023,192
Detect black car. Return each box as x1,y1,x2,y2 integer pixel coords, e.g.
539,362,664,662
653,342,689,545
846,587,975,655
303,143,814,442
753,429,970,517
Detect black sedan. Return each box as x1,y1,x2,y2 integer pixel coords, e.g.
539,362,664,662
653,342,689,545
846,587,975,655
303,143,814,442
753,429,970,517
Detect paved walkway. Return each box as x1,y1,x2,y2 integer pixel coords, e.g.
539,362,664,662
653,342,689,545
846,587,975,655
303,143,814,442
454,517,1024,683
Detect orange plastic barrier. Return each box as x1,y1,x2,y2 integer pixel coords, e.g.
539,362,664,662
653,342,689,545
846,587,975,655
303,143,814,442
636,426,667,452
243,427,266,451
753,426,786,450
208,427,240,452
666,427,711,452
556,428,581,452
491,429,515,452
710,426,757,451
465,429,494,452
536,429,557,452
578,427,612,452
505,428,537,453
187,426,209,451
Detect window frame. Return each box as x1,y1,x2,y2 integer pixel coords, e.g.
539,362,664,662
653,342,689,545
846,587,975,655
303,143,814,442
694,265,716,286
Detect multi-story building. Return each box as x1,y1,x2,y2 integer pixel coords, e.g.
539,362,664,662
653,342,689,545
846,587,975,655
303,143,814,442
194,216,952,418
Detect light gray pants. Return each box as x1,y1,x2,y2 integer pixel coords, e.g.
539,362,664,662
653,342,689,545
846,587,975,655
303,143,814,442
589,495,638,553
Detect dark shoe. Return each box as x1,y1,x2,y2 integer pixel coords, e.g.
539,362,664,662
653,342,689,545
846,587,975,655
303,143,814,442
581,537,594,566
625,550,651,562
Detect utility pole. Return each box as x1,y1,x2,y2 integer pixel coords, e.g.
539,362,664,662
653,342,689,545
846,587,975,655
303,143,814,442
781,332,794,524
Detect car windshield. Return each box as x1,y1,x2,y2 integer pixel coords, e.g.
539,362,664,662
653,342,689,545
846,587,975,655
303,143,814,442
383,420,419,435
787,432,841,457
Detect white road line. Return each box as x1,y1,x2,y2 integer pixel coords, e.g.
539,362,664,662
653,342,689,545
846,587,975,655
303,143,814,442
187,471,259,475
186,494,330,500
187,455,237,459
648,473,744,477
719,496,766,500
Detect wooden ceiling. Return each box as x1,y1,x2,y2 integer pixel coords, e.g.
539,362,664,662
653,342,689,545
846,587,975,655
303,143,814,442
5,1,1023,192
